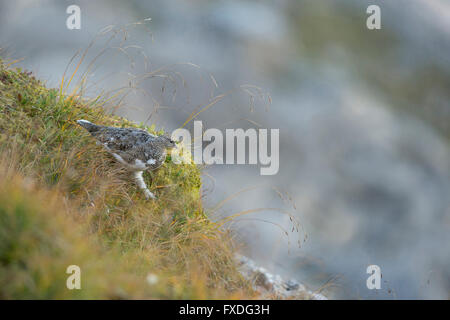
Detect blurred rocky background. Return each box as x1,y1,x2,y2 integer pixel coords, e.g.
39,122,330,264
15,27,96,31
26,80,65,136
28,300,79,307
1,0,449,299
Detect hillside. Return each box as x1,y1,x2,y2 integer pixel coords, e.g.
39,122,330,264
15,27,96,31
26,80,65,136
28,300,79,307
0,58,254,299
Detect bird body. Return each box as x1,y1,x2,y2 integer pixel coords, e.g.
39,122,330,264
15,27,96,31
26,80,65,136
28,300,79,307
77,119,176,199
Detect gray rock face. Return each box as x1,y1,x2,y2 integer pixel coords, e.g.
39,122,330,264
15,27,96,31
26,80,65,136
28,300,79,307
270,86,450,299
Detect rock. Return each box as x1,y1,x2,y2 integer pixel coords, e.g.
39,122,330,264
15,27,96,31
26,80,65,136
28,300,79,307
235,254,327,300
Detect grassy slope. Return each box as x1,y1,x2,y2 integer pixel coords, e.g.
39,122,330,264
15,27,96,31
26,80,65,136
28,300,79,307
0,59,253,299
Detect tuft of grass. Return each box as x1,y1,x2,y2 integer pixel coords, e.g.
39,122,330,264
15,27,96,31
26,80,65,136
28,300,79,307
0,58,254,299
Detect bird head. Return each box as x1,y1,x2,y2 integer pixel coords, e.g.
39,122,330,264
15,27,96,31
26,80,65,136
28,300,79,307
158,135,177,150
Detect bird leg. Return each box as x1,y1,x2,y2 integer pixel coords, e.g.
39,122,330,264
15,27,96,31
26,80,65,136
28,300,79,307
133,171,156,200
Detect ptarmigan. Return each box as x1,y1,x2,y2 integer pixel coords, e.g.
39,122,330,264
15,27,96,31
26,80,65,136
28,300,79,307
77,119,176,199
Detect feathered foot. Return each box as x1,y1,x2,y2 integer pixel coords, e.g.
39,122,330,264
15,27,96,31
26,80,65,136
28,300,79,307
133,171,156,200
